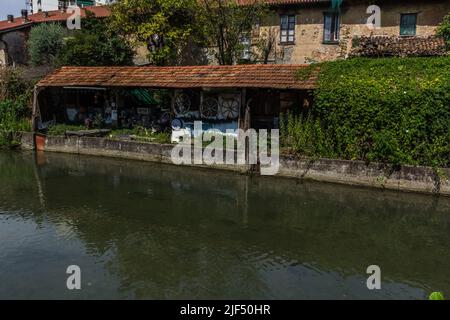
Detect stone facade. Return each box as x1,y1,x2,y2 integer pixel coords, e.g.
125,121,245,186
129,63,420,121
253,0,450,64
0,29,29,66
0,40,7,67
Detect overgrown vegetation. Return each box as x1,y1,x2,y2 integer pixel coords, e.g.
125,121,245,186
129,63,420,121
47,124,171,144
437,11,450,49
109,0,266,65
279,113,334,158
110,0,202,66
57,13,134,67
0,69,32,147
200,0,267,65
47,124,85,136
110,127,171,144
291,57,450,167
27,23,65,66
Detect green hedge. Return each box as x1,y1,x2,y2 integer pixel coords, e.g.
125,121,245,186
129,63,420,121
0,69,32,147
293,57,450,167
0,99,31,147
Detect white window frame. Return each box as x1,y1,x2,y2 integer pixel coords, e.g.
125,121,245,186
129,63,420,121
280,14,296,44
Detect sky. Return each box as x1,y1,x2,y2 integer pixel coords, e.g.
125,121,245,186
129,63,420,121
0,0,28,19
0,1,109,20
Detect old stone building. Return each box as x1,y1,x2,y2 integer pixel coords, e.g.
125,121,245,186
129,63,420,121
247,0,450,64
0,6,110,67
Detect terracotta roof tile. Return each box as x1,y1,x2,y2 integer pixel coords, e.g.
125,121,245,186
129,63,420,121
350,36,448,57
38,65,317,90
0,6,110,33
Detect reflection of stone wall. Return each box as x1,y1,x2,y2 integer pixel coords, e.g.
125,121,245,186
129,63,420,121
255,0,450,64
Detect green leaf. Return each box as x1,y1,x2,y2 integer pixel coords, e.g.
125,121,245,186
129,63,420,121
429,292,445,300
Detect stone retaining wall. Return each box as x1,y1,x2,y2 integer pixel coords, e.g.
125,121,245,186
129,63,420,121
20,132,450,196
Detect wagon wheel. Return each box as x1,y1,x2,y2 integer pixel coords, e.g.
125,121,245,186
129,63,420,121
174,93,191,116
201,97,219,118
221,98,239,119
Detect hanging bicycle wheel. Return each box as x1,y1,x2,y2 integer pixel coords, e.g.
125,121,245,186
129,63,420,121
173,92,191,116
221,98,240,119
201,97,219,118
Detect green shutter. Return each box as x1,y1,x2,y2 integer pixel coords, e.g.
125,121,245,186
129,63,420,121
400,14,417,36
76,0,95,7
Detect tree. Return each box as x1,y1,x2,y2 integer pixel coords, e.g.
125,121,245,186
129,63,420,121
110,0,202,66
57,13,134,66
200,0,267,65
255,27,281,64
436,12,450,49
27,23,65,66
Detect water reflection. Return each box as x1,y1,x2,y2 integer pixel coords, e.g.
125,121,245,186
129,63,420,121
0,151,449,299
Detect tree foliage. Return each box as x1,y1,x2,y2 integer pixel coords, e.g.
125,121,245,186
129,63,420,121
110,0,201,66
436,11,450,49
27,23,65,66
293,57,450,167
57,13,134,66
200,0,267,65
0,68,32,147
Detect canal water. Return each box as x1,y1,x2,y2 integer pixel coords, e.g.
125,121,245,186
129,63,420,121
0,151,449,300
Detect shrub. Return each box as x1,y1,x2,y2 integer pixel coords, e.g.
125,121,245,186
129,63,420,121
57,15,134,67
0,68,30,101
0,99,31,147
28,23,65,66
0,68,33,147
294,57,450,167
47,124,85,136
279,112,334,158
436,11,450,49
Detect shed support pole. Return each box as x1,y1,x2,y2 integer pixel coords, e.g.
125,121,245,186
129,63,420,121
239,88,246,130
32,85,42,132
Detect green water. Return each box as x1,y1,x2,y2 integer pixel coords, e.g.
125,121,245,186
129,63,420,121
0,151,449,300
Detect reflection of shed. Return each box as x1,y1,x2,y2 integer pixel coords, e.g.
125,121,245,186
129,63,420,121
33,65,317,133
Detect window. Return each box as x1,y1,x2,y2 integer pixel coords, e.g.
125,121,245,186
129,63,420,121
240,33,251,60
280,15,295,43
323,12,340,43
400,13,417,36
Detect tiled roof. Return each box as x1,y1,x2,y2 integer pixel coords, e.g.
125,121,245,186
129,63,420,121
0,6,110,33
37,65,318,90
350,36,448,57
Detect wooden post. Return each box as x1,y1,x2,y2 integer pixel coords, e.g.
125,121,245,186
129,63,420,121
239,88,246,129
200,89,204,117
170,90,177,117
31,85,42,132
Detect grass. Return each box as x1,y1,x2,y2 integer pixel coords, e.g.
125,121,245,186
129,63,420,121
47,124,172,144
0,119,31,148
47,124,85,136
109,126,171,144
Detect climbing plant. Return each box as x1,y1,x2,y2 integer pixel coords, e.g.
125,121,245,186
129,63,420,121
293,57,450,167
